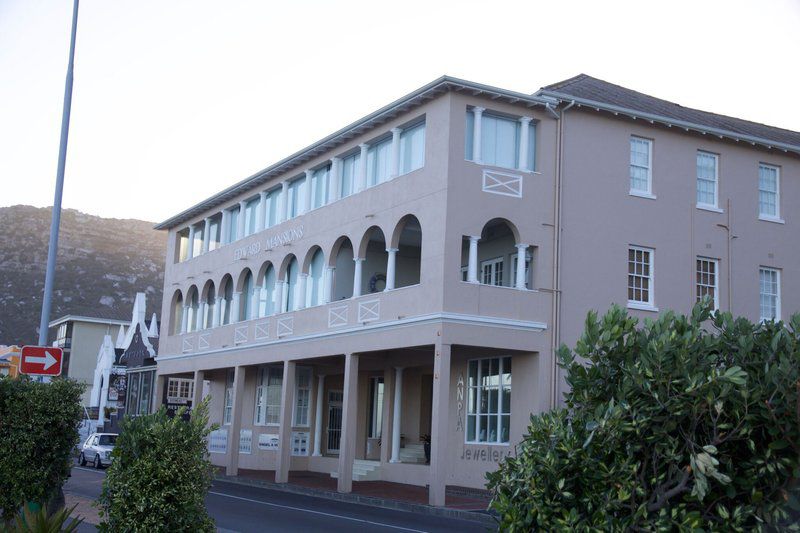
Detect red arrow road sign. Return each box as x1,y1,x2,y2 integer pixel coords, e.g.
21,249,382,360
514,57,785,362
19,346,63,376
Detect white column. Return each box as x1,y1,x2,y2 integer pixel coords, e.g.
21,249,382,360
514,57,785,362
196,302,205,331
385,248,398,291
231,292,241,322
352,258,364,298
389,127,402,179
467,236,480,283
390,367,403,463
220,210,230,245
201,217,211,254
429,342,451,506
211,298,221,328
324,266,335,303
312,374,325,456
256,191,267,231
518,116,532,171
275,280,286,313
472,106,485,164
279,182,289,222
296,273,308,310
275,361,296,483
356,143,369,192
187,225,196,259
251,287,262,319
180,305,189,333
237,200,246,239
329,157,341,203
303,169,313,213
515,243,528,290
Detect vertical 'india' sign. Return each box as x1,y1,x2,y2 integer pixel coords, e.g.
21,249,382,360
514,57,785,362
456,372,465,432
233,225,305,260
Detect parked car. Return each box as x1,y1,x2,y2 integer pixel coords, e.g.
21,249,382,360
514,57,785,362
78,433,118,468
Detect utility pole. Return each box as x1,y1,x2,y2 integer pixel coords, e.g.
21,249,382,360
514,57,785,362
38,0,80,347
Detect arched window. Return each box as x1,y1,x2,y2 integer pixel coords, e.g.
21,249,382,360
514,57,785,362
391,215,422,289
360,226,387,295
186,286,199,332
259,264,277,317
331,237,354,300
306,248,325,307
283,256,299,312
171,291,183,335
461,219,530,289
203,283,216,329
220,275,234,325
239,269,254,321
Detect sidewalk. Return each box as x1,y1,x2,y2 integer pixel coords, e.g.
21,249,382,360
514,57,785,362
64,492,100,532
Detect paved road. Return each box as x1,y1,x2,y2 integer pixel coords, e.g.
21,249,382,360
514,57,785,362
65,467,492,532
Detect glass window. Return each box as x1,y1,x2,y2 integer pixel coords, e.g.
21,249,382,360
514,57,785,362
759,267,780,321
139,371,153,415
482,114,519,169
208,216,221,252
284,257,299,312
367,138,392,187
167,378,194,403
481,257,504,287
758,164,780,219
128,373,140,415
697,152,718,208
630,137,652,194
368,377,385,439
221,279,233,325
223,369,234,425
340,152,359,199
311,165,330,210
228,206,240,243
399,122,425,175
287,179,304,219
177,229,189,262
240,270,254,321
466,356,511,444
191,223,204,258
264,188,280,228
255,366,283,426
696,258,718,310
244,197,260,236
628,247,654,307
293,367,312,427
259,265,277,317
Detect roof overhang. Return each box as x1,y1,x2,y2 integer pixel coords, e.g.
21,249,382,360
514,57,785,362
155,76,557,231
539,89,800,156
48,315,130,329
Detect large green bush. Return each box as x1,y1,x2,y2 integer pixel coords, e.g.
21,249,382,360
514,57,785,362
487,303,800,531
97,398,216,532
0,377,84,521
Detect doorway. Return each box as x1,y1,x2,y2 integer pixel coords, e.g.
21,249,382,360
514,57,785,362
326,390,343,454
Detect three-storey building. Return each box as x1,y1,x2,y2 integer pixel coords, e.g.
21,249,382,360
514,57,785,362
153,74,798,505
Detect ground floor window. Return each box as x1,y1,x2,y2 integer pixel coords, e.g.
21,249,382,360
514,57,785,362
223,369,234,425
467,356,511,444
759,267,780,321
293,367,311,427
126,369,156,416
167,377,194,405
255,366,283,426
368,377,385,439
696,257,718,310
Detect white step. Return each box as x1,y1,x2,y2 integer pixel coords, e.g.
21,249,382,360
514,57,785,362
330,460,382,481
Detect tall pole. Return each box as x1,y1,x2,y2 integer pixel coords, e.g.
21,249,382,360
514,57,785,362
38,0,80,346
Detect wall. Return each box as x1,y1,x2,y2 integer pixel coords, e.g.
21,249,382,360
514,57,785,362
69,321,122,406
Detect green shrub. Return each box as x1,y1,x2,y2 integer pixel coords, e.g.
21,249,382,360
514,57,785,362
7,504,83,532
97,398,216,532
0,377,84,521
487,303,800,531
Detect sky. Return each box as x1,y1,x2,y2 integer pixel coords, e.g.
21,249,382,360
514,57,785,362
0,0,798,224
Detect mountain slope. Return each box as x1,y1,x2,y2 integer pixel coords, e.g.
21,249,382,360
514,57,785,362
0,205,166,345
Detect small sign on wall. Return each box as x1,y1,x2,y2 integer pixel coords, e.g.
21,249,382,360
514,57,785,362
291,431,309,456
258,433,279,451
209,429,228,454
239,430,252,454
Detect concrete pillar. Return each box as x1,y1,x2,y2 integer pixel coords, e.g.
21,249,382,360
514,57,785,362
237,200,247,239
152,374,166,414
515,243,528,290
472,106,485,164
389,127,402,178
518,116,532,171
201,217,211,254
180,305,189,333
329,157,341,203
276,360,296,483
385,248,398,291
296,273,308,310
220,210,230,245
303,169,313,213
312,374,325,456
187,225,196,259
389,367,403,463
231,292,241,323
279,182,289,222
467,236,480,283
322,266,334,304
256,191,267,231
337,353,359,493
191,370,205,411
352,258,364,298
226,365,246,476
356,143,369,192
429,342,452,506
211,298,221,328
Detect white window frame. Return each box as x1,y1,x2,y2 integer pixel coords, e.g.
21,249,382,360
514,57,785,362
759,267,781,322
627,246,656,311
629,136,654,198
465,356,511,445
254,365,283,426
696,151,720,211
758,164,782,222
292,367,312,428
481,257,504,287
167,377,195,404
696,257,719,311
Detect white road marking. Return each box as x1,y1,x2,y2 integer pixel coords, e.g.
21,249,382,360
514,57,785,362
207,490,429,533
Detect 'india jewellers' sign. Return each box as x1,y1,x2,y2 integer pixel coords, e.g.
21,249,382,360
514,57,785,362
234,225,305,260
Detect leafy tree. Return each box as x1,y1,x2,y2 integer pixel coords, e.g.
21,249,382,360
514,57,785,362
487,302,799,531
97,398,216,532
0,377,84,522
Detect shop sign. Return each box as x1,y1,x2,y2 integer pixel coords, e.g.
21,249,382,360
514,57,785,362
233,225,305,260
258,433,279,451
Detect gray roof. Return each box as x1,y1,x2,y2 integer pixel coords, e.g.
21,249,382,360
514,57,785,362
538,74,800,151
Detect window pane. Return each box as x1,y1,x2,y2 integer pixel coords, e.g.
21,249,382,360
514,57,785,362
482,114,519,169
367,139,391,186
340,153,358,198
465,111,474,160
400,123,425,174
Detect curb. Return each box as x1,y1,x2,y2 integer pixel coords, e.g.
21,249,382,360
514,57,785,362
212,474,498,528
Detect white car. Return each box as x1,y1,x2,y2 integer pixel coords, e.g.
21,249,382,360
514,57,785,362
78,433,117,468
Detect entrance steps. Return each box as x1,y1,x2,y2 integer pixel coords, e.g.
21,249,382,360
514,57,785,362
330,459,382,481
398,443,427,464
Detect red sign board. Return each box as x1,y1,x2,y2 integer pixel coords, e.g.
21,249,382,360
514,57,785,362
19,346,63,376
